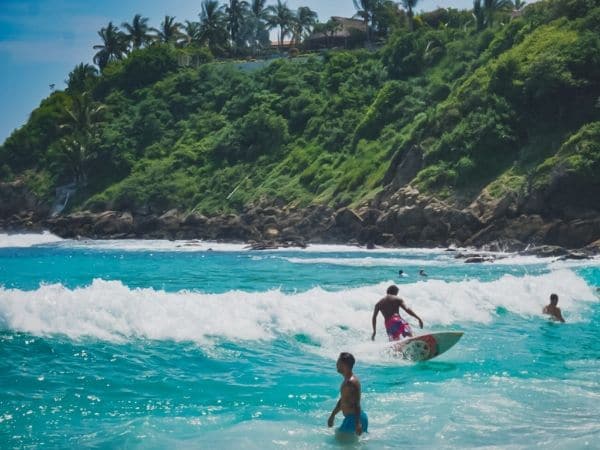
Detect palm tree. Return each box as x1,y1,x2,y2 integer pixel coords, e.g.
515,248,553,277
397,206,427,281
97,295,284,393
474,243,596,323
122,14,151,50
66,63,98,93
93,22,128,71
267,0,294,49
59,93,105,184
183,20,203,46
199,0,229,55
483,0,511,27
353,0,380,45
401,0,419,31
152,15,183,45
291,6,318,46
226,0,249,52
473,0,485,30
247,0,270,55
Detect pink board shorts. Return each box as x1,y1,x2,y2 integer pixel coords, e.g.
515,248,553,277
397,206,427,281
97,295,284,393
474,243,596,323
385,314,413,340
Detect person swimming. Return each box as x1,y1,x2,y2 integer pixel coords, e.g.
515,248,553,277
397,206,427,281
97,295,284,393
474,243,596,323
419,269,428,277
543,293,565,323
371,285,424,341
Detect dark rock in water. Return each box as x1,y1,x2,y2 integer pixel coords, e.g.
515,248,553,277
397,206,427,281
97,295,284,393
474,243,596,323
464,256,493,263
585,239,600,255
558,251,590,261
522,245,568,258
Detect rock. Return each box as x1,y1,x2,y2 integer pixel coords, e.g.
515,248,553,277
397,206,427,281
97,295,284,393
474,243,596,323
558,251,589,260
585,239,600,255
522,245,568,257
464,256,492,263
93,211,133,235
158,209,183,232
333,208,364,235
264,227,280,239
181,212,207,227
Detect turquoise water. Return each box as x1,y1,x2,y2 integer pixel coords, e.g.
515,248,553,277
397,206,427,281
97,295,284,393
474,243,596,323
1,234,599,449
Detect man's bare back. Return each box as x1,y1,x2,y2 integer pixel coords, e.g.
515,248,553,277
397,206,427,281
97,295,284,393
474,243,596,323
372,286,423,341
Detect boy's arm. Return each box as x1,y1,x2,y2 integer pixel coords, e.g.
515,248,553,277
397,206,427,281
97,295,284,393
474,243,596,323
400,300,424,328
371,303,380,340
327,399,341,427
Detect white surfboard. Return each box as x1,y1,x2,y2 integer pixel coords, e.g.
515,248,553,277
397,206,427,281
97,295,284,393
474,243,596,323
388,331,464,362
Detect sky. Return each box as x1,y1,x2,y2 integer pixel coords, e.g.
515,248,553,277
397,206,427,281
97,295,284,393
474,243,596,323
0,0,476,144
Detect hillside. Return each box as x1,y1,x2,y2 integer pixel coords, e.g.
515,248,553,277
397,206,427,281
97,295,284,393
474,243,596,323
1,0,599,250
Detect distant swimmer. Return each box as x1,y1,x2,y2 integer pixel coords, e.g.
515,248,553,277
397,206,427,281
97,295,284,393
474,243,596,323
419,269,428,277
327,352,368,437
543,293,565,323
371,285,424,341
398,269,407,278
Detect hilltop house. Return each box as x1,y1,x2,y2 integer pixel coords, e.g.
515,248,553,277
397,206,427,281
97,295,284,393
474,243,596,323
304,16,367,50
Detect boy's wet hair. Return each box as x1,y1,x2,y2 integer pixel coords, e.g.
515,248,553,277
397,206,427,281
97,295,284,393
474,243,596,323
387,285,399,295
339,352,355,369
550,293,558,302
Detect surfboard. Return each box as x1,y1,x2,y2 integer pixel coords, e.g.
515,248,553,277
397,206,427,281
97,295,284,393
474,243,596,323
388,331,464,362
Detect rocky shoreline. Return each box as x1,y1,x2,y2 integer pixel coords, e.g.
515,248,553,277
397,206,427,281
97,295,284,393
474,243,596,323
1,181,598,259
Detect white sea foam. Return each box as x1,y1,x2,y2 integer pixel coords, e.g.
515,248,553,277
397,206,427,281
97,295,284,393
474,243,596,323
283,256,450,267
0,270,596,352
0,231,63,248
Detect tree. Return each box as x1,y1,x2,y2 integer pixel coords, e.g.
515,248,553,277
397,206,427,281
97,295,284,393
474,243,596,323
401,0,420,31
483,0,511,27
291,6,318,46
58,93,105,184
246,0,271,55
226,0,249,52
200,0,229,56
122,14,151,50
183,20,203,46
353,0,380,45
152,15,183,45
473,0,485,30
266,0,294,49
66,63,98,93
93,22,128,71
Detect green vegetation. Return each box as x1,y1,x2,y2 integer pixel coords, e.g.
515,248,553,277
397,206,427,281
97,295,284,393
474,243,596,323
1,0,598,215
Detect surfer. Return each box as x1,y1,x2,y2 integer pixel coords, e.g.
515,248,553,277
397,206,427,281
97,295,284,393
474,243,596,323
419,269,428,277
327,352,368,437
371,285,424,341
543,293,565,322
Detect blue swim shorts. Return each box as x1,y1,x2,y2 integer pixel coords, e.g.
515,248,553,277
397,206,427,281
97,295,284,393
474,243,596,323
337,411,368,434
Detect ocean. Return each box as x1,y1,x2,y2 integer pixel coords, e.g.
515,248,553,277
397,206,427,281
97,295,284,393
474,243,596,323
1,232,598,449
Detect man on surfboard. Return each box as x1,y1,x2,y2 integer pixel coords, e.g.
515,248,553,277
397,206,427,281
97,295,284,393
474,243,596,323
371,285,424,341
328,352,368,437
543,293,565,322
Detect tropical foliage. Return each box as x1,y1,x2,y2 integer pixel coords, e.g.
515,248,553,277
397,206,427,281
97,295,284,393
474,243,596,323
1,0,598,216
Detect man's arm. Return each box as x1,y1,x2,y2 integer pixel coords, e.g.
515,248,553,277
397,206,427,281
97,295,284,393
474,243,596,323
556,308,566,323
327,399,341,427
371,303,380,341
400,300,423,329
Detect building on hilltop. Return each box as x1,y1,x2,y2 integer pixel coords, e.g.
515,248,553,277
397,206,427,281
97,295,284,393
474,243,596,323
304,17,367,50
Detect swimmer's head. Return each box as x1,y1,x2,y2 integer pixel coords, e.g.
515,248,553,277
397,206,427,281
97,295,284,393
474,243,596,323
550,293,559,305
337,352,355,373
387,285,399,295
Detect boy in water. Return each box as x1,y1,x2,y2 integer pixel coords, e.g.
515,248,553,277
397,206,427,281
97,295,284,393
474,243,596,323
543,293,565,322
372,285,424,341
327,352,368,437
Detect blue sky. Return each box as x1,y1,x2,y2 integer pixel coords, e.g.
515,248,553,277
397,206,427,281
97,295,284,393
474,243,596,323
0,0,476,144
